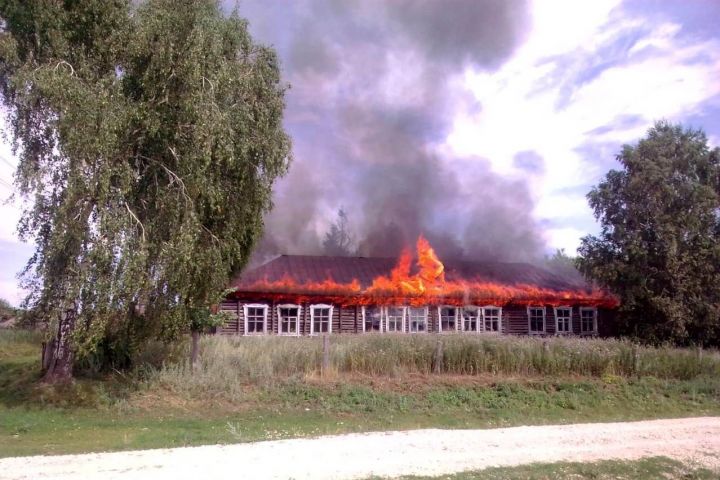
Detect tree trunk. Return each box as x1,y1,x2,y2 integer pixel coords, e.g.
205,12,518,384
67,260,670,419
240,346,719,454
42,309,76,383
191,330,200,372
41,337,57,373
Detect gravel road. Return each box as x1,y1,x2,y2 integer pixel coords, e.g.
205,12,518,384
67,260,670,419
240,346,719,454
1,417,718,479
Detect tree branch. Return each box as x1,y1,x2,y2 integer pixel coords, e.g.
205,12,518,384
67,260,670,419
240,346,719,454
53,61,75,76
125,203,145,241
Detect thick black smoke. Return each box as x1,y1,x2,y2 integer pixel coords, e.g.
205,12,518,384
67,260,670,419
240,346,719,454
231,0,543,265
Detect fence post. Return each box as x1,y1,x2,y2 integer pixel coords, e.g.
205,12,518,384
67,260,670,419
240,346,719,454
41,341,47,373
632,344,640,376
322,334,330,375
433,339,443,374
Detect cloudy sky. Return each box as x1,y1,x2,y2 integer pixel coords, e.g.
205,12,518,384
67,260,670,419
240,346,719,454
1,0,719,305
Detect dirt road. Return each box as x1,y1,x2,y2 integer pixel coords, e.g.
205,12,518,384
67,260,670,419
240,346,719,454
1,417,718,479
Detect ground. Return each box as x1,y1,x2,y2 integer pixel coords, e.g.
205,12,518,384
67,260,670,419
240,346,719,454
1,417,718,479
2,330,720,458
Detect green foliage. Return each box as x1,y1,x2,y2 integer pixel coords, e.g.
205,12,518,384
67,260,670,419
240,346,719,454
188,307,232,334
0,298,15,320
4,375,720,458
544,249,583,281
2,329,720,457
0,1,291,368
384,457,718,480
323,207,354,256
577,121,720,346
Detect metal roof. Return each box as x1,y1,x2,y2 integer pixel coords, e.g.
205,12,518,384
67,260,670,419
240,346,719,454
232,254,588,292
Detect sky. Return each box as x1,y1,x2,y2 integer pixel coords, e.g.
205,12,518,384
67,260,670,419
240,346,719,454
1,0,719,305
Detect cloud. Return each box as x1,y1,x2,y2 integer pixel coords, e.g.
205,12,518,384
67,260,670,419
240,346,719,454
513,150,545,174
445,0,720,254
1,0,719,300
0,144,31,305
0,239,31,306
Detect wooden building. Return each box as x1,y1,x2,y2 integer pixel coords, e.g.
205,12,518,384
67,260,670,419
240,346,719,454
219,253,619,337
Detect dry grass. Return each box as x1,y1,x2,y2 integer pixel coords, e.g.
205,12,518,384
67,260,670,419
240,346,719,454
140,334,720,399
3,329,720,458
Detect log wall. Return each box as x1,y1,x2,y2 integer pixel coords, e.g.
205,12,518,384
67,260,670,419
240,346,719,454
218,298,618,337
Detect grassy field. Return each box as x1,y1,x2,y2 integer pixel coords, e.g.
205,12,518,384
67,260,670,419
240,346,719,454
1,330,719,457
153,333,719,385
373,457,719,479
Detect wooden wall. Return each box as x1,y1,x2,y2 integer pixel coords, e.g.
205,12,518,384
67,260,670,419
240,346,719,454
597,308,617,337
218,299,618,337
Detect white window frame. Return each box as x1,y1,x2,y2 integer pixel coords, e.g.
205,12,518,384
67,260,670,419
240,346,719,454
309,304,334,335
276,304,302,336
384,306,407,333
579,307,598,335
361,305,383,333
461,306,481,332
408,306,429,333
554,306,572,335
527,306,546,335
481,306,503,333
243,303,268,336
438,306,459,333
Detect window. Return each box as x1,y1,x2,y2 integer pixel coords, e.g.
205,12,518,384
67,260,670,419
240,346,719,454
462,307,480,332
385,306,406,333
408,307,428,333
310,304,333,335
483,307,502,332
528,306,545,334
277,304,301,335
439,306,458,332
555,306,572,334
363,306,382,332
243,304,268,335
580,307,597,334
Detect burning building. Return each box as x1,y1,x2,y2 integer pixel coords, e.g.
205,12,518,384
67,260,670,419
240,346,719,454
220,237,619,337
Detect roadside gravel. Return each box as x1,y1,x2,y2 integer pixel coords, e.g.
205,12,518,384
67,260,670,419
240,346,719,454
1,417,718,479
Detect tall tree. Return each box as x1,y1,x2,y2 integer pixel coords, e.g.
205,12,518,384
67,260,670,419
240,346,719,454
577,121,720,345
0,297,15,321
0,0,291,381
323,208,354,256
544,249,584,283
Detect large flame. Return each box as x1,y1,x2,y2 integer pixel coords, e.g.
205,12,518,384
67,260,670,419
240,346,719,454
237,236,618,308
369,236,444,295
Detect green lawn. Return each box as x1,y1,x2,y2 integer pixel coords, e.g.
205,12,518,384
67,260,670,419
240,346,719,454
2,330,719,458
373,457,719,479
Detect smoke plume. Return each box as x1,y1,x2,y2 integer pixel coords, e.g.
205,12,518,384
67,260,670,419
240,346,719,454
231,0,542,265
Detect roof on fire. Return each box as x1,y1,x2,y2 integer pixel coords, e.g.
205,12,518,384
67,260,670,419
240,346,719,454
231,254,589,292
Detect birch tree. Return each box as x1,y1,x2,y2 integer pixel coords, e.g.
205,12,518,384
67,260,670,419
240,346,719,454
0,0,291,381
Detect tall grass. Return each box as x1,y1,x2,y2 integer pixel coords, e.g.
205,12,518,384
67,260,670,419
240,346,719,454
0,328,43,346
142,334,720,397
0,329,43,358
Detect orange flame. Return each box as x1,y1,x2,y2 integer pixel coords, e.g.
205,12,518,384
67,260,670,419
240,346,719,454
370,236,445,296
237,235,619,308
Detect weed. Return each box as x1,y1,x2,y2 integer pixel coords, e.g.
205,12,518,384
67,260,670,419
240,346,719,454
139,334,720,401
